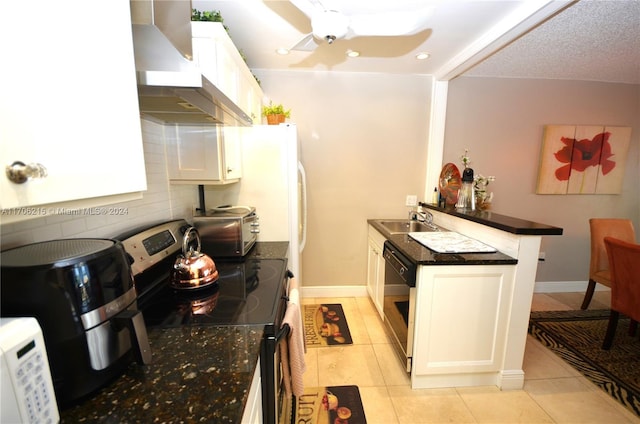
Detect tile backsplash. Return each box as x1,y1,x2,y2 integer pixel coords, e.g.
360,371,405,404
0,120,198,250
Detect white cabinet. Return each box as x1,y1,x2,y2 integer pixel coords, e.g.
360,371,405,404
0,0,146,214
367,225,386,318
191,22,263,122
165,124,241,184
411,264,516,389
241,358,262,423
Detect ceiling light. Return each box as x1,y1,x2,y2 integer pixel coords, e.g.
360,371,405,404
346,50,360,58
415,52,430,60
276,47,290,55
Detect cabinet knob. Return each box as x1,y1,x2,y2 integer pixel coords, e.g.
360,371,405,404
226,167,233,174
5,161,48,184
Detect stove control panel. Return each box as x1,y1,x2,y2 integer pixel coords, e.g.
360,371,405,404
117,220,190,276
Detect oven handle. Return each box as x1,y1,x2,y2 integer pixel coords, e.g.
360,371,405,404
276,324,290,343
275,269,295,343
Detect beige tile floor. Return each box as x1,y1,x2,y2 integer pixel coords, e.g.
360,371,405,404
301,291,640,423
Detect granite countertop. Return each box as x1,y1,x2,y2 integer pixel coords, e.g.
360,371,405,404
368,220,517,266
60,325,264,423
387,233,517,265
421,204,563,236
60,241,290,423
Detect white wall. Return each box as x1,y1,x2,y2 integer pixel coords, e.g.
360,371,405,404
0,120,198,249
443,77,640,284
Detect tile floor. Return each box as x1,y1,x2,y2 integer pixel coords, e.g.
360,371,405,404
300,291,640,423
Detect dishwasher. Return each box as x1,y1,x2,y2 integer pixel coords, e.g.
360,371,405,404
382,241,417,373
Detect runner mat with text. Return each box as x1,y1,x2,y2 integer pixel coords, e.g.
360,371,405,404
303,304,353,347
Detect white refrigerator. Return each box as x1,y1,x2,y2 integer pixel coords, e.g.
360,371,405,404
235,124,307,284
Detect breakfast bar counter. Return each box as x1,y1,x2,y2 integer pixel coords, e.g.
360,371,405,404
368,207,562,391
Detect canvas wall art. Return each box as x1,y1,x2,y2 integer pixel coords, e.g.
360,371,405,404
536,125,632,194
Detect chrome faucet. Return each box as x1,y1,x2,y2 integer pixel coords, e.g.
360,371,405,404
409,204,433,224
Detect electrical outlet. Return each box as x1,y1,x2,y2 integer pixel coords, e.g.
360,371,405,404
405,195,418,207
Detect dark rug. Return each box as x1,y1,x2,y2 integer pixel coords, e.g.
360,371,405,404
294,385,367,423
303,304,353,347
529,309,640,417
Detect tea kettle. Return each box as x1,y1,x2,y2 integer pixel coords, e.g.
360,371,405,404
171,227,219,289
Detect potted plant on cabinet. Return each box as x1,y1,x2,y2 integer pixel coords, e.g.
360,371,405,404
262,102,291,125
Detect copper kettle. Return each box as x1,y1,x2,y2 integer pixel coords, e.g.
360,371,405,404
171,227,219,289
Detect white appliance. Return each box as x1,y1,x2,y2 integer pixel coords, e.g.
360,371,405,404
0,317,59,424
235,124,307,283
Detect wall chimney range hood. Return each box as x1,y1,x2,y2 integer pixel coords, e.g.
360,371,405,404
130,0,251,126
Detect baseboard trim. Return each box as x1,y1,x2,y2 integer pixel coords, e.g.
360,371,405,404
534,280,610,293
300,285,368,298
301,281,607,298
499,370,525,390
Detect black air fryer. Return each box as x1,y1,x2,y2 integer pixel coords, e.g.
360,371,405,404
0,239,152,406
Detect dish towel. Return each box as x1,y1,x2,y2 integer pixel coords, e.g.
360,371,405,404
280,277,306,397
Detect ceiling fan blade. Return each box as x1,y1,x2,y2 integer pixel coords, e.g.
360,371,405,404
289,0,322,19
290,33,320,51
349,8,435,37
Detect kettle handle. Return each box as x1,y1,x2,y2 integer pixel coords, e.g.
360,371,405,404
182,226,201,256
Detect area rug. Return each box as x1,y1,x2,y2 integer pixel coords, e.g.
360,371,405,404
303,304,353,347
294,385,367,423
529,309,640,417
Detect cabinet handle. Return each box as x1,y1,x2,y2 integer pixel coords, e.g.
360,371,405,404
5,161,48,184
226,167,233,174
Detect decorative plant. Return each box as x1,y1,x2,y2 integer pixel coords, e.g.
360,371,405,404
261,102,291,118
191,8,224,23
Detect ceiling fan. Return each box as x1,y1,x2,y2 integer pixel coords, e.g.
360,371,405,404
289,0,438,51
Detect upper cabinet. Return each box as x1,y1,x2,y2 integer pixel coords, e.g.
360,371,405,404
191,22,263,122
165,124,241,184
0,0,146,213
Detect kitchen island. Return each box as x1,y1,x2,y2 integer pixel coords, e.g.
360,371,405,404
368,206,562,391
60,241,290,423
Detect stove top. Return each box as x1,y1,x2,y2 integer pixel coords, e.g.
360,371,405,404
115,220,288,333
137,257,287,330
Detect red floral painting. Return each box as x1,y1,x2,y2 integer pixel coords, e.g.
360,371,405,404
537,125,631,194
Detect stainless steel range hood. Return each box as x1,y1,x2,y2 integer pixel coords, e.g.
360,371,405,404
130,0,251,126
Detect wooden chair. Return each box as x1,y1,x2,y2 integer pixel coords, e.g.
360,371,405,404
602,236,640,350
581,218,636,309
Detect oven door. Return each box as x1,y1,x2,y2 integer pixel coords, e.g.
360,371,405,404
262,271,292,424
382,242,417,373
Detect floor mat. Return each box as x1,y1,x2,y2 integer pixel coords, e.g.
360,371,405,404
529,309,640,417
303,304,353,347
295,385,367,423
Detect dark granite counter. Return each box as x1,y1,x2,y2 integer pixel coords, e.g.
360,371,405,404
60,325,264,423
60,241,289,423
422,204,563,236
368,220,517,266
387,233,517,266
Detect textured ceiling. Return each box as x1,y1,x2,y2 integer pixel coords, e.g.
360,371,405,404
464,0,640,84
192,0,640,84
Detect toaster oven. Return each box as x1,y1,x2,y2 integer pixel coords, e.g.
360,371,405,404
193,206,259,257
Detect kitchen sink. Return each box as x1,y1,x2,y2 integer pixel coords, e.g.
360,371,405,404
378,220,440,234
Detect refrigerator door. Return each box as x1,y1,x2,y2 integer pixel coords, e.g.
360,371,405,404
237,124,305,283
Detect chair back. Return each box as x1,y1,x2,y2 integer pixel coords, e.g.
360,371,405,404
604,236,640,322
589,219,636,280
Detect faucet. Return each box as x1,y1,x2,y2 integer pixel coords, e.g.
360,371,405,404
410,203,433,225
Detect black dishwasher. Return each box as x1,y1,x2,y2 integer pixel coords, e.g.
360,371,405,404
382,241,417,372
